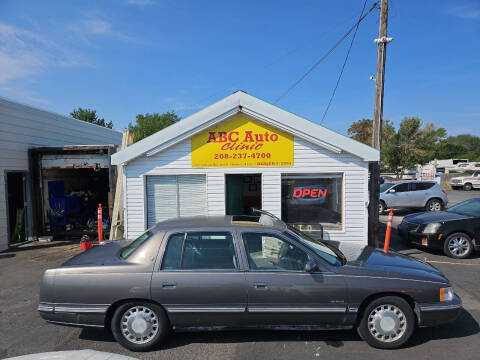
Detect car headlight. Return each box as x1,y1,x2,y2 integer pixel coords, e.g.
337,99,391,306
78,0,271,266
440,287,454,302
422,223,441,234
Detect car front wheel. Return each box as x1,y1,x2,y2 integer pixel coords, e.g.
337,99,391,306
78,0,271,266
111,301,170,352
357,296,415,349
463,183,473,191
443,232,473,259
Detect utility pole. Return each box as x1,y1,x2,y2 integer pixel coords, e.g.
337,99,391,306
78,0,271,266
368,0,391,247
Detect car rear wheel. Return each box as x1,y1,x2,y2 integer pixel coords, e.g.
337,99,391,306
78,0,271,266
379,201,386,214
111,301,169,352
426,199,443,212
443,232,473,259
463,183,473,191
357,296,415,349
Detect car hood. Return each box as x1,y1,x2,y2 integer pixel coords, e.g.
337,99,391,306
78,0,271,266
61,240,131,267
345,247,449,284
402,211,470,224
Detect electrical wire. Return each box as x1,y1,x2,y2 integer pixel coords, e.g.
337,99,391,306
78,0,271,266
274,1,378,105
197,9,365,105
319,0,369,124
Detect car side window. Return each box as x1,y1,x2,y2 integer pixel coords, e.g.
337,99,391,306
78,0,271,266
242,232,308,271
411,182,434,191
410,182,420,191
394,183,409,192
161,232,238,270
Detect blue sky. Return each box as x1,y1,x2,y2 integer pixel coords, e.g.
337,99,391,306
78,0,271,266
1,0,479,136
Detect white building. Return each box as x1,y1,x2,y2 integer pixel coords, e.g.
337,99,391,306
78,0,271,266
112,91,379,248
0,97,122,251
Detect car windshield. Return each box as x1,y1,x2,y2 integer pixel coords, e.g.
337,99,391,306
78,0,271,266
446,199,480,217
285,226,345,266
380,183,395,192
120,231,153,259
458,171,476,176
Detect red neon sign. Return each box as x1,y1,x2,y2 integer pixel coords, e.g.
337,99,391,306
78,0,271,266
292,186,327,201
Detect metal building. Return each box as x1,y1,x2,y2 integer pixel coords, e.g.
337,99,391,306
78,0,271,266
0,97,122,251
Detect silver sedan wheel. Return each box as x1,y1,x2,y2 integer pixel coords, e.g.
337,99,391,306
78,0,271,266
448,236,471,257
428,200,442,211
368,304,407,343
121,305,159,344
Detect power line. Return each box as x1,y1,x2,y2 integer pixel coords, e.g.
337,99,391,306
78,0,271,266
197,9,366,105
320,0,368,124
274,1,378,105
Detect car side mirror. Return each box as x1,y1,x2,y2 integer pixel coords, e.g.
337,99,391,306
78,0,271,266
388,189,396,193
305,259,319,273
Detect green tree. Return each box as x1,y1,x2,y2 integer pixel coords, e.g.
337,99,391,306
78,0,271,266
347,118,395,169
347,118,395,148
128,111,180,142
381,117,446,176
70,107,113,128
438,134,480,161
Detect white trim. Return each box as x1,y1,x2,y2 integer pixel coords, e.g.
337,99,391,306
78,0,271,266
419,304,462,311
247,307,346,313
280,171,346,234
239,107,342,154
146,107,241,157
111,92,379,165
166,307,246,313
123,166,129,237
47,320,104,328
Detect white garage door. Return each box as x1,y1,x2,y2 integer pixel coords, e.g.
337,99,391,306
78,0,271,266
146,175,207,227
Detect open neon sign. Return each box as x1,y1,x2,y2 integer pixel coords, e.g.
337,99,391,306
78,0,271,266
292,186,327,201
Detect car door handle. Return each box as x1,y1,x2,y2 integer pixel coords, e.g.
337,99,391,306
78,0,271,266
253,283,268,289
162,282,177,289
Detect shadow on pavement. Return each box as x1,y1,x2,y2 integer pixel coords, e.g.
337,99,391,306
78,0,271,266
406,309,479,347
79,309,479,350
79,327,360,349
2,240,79,253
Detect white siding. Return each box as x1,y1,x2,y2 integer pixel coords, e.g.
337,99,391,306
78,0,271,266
0,97,122,251
123,136,369,245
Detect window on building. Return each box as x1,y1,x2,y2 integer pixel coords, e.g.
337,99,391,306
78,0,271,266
281,174,343,231
146,175,207,227
161,232,237,270
242,232,308,271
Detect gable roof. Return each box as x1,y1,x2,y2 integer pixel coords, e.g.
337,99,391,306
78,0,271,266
111,91,379,165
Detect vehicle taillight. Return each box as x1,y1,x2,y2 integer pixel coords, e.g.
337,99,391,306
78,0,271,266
442,189,447,195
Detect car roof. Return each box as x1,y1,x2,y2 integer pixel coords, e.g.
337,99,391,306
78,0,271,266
151,215,287,232
388,180,436,185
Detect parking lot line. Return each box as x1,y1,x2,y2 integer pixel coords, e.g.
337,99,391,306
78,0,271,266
427,260,480,266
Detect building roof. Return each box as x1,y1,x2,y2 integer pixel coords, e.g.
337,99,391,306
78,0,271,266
111,91,379,165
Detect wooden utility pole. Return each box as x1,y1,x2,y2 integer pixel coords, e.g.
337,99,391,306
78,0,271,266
368,0,391,247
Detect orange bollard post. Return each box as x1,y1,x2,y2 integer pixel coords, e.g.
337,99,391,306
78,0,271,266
383,208,394,252
97,203,103,244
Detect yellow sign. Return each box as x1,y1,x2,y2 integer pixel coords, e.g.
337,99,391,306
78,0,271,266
191,116,293,168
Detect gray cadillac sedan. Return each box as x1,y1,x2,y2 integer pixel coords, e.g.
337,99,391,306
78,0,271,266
38,211,461,351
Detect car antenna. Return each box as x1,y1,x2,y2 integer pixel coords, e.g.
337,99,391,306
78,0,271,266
250,207,283,222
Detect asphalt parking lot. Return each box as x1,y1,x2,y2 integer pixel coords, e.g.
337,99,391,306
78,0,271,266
0,190,479,360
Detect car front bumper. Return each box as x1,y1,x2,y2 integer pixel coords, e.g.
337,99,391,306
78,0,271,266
397,224,443,250
38,302,108,328
417,294,462,327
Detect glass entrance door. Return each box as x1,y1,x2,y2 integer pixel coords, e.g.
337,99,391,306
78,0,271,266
225,174,261,215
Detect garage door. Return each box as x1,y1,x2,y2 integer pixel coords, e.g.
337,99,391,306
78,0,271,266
146,175,207,227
